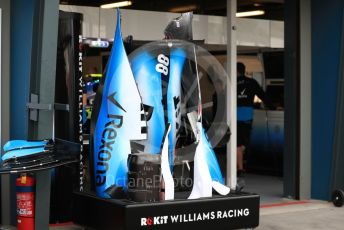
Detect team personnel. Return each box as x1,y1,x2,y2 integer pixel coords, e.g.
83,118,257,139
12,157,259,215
237,62,271,177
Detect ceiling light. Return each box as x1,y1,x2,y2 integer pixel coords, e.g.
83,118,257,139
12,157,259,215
100,1,132,9
236,10,265,18
170,5,198,13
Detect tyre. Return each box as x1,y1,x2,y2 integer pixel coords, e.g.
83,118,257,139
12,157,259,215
332,189,344,207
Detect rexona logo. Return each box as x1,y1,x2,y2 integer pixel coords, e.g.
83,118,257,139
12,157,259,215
95,92,126,187
140,209,250,226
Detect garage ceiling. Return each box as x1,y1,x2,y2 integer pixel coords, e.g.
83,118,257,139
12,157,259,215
60,0,284,20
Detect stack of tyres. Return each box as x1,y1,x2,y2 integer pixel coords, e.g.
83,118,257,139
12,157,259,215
127,154,161,202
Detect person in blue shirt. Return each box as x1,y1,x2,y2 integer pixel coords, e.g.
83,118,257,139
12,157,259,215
237,62,270,177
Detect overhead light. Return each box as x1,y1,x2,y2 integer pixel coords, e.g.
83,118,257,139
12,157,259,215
236,10,265,18
100,1,132,9
170,5,197,13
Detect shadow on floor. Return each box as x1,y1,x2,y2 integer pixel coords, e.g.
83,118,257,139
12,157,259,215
242,173,284,204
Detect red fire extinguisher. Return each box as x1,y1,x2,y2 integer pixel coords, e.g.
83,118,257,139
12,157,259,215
16,174,35,230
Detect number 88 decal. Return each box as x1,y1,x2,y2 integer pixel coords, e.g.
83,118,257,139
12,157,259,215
156,54,169,75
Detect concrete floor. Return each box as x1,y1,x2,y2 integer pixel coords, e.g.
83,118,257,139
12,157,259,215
259,200,344,230
2,201,343,230
46,201,344,229
244,174,344,229
2,175,343,229
243,173,284,204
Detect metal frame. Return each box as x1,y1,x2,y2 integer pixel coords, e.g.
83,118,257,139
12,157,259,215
283,0,300,199
0,0,12,225
331,8,344,196
0,6,2,225
29,0,59,140
0,8,2,152
28,0,59,229
299,0,312,199
283,0,313,200
226,0,237,189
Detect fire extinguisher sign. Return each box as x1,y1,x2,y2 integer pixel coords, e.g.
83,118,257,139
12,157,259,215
16,175,35,230
17,192,34,216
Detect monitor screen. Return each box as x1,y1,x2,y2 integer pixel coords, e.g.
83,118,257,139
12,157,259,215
263,51,284,79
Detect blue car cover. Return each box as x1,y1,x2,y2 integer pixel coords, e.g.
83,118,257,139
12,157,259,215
93,9,146,198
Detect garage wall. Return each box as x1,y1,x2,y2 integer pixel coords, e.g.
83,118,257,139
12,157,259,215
7,0,36,225
59,5,284,48
312,0,344,200
10,0,34,140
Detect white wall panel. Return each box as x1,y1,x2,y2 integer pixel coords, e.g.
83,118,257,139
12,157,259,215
193,14,228,44
236,18,270,47
60,5,284,47
99,8,116,38
121,9,178,40
270,20,284,48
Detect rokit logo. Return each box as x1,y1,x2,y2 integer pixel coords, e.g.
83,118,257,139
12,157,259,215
140,209,250,226
141,216,168,226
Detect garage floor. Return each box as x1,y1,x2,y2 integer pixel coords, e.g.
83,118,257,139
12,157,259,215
45,201,344,230
1,201,342,230
2,175,343,230
243,173,284,204
247,173,344,229
259,200,344,230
